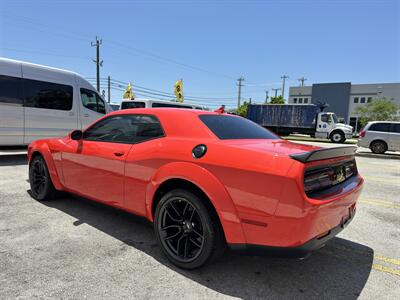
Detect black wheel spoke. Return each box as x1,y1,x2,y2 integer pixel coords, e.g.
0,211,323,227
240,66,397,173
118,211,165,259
189,237,202,248
183,235,190,259
165,206,181,222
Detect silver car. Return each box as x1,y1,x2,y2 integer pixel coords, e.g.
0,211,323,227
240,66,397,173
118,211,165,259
358,121,400,154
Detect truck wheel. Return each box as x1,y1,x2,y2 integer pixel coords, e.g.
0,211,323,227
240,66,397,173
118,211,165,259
370,140,387,154
330,131,345,143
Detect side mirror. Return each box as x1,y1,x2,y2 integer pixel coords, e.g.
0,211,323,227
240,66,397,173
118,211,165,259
70,130,83,140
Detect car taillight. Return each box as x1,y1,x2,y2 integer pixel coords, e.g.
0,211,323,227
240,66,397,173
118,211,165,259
304,168,335,193
359,130,366,138
304,160,358,195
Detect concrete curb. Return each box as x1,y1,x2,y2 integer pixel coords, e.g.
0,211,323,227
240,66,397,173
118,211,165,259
355,152,400,160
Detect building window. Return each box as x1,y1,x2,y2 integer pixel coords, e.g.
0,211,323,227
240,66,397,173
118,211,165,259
354,97,359,103
299,98,303,104
360,97,366,103
367,97,372,103
304,98,308,103
293,98,297,103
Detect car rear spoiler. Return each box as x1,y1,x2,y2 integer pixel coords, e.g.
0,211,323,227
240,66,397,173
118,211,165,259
290,146,357,163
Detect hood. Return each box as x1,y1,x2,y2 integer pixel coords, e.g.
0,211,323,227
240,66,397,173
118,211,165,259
221,139,320,157
335,123,353,131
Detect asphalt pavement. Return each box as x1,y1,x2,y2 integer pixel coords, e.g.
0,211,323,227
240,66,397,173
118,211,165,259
0,151,399,299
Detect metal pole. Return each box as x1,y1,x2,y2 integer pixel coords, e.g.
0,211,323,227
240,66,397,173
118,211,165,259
91,36,103,92
107,76,111,103
280,75,289,99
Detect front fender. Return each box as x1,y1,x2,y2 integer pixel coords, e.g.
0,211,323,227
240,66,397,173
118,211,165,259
146,162,246,244
29,141,64,191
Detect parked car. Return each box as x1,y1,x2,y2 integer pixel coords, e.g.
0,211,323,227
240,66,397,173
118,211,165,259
0,57,109,146
28,109,363,269
120,98,207,110
358,121,400,154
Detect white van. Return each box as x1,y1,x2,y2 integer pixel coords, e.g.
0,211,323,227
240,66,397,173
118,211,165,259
120,99,208,110
0,58,109,145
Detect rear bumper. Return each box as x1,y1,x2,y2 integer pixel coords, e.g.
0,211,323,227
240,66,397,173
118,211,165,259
229,205,356,258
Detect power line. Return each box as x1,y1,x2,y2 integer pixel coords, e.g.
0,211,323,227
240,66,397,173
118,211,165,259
271,88,281,98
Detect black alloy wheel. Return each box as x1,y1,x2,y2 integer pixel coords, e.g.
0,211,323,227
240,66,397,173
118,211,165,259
154,189,225,269
29,156,56,201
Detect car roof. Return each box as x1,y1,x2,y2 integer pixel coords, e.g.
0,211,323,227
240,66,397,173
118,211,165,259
367,121,400,125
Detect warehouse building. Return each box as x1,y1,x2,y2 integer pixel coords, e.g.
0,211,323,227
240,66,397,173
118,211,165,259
288,82,400,132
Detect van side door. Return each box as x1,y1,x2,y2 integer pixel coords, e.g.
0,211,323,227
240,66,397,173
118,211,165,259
0,60,24,145
22,65,78,144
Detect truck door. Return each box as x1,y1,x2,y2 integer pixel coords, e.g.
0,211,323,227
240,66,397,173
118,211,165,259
22,65,78,144
0,60,24,145
315,113,331,139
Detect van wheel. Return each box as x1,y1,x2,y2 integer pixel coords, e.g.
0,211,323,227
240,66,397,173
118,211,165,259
330,131,345,143
370,140,387,154
154,189,225,269
29,155,57,201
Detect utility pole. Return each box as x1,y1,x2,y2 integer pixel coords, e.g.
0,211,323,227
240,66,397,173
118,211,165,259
280,75,289,99
272,88,281,98
107,75,111,103
298,76,307,87
265,90,269,103
91,36,103,92
249,97,252,104
237,76,245,109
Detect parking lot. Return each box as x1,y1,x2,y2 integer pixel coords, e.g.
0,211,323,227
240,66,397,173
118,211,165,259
0,149,399,299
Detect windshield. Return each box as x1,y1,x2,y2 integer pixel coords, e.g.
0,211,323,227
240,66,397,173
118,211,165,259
331,114,338,123
121,101,145,109
199,115,278,140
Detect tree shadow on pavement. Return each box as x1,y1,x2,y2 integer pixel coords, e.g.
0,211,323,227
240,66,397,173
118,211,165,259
34,193,373,300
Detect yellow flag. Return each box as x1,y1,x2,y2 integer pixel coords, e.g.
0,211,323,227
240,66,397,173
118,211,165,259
123,82,134,99
174,79,183,103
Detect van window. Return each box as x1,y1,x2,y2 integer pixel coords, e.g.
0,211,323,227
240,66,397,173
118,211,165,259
24,78,73,110
80,88,106,114
369,123,391,132
0,75,23,105
120,101,145,109
151,102,192,109
391,123,400,133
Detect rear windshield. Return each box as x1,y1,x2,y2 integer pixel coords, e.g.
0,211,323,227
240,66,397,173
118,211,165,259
121,101,145,109
199,115,278,140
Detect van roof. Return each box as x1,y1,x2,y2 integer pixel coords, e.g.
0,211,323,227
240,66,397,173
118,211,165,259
0,57,81,77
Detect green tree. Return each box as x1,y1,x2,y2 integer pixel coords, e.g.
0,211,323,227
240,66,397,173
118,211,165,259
269,95,285,104
236,101,250,117
354,97,399,127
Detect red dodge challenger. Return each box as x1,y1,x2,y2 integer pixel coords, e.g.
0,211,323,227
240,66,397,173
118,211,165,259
28,108,363,269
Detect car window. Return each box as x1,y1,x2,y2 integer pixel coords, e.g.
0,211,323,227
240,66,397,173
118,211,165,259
83,114,164,143
369,123,391,132
24,78,73,111
0,75,23,105
80,88,106,114
151,102,192,109
199,115,278,140
391,123,400,133
120,101,145,109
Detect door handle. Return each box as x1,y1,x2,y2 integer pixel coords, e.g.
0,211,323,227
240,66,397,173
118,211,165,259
83,113,89,117
114,152,124,157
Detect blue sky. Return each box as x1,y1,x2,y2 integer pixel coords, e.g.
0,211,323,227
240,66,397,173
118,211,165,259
0,0,399,109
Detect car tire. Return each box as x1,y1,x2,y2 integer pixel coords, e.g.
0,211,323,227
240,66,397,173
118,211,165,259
29,155,57,201
370,140,387,154
154,189,225,269
330,131,345,143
